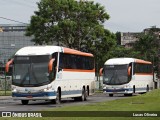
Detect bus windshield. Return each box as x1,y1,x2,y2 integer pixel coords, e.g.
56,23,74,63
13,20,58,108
103,65,129,85
13,55,52,87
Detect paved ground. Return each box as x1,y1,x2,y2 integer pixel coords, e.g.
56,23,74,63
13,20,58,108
0,96,11,100
0,93,130,111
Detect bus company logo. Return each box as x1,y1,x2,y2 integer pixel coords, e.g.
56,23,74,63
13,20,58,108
2,112,12,117
25,88,31,93
112,87,115,89
28,91,31,94
25,88,28,91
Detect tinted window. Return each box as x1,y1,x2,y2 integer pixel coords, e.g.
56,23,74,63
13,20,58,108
134,63,152,74
13,55,51,87
59,53,94,70
103,65,129,85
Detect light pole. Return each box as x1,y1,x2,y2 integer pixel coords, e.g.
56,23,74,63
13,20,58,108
92,39,102,90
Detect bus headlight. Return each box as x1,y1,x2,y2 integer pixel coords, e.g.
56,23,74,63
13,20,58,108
12,89,17,92
47,84,52,90
11,86,20,93
11,86,16,91
39,88,47,92
39,86,53,92
47,86,52,90
125,84,131,88
43,88,47,92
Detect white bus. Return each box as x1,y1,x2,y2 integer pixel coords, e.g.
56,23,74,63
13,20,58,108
101,58,153,96
5,46,95,105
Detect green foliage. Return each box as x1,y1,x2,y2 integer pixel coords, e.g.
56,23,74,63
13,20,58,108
86,29,116,69
26,0,110,50
26,0,159,74
115,32,121,45
110,46,140,59
26,0,118,74
113,31,159,73
132,33,159,72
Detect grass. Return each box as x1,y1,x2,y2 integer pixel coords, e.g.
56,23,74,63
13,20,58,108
0,90,11,96
1,89,160,120
48,89,160,111
95,89,103,93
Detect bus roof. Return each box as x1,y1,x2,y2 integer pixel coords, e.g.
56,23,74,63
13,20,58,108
64,47,93,57
15,46,61,56
15,46,93,57
104,58,152,65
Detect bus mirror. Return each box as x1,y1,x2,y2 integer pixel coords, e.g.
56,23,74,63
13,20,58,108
5,59,13,73
99,68,103,76
48,58,55,73
128,66,131,76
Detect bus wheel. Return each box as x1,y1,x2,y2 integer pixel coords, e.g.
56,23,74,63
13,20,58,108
81,88,87,101
146,85,149,92
87,86,89,96
124,93,132,96
85,88,89,101
21,100,29,105
53,90,61,104
109,94,113,97
133,85,135,93
74,97,79,101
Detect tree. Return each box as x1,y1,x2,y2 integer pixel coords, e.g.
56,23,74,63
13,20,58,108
87,29,117,69
26,0,110,50
133,33,159,72
115,32,121,45
26,0,119,76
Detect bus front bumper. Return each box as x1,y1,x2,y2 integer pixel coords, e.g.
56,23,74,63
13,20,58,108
103,88,133,94
12,91,56,100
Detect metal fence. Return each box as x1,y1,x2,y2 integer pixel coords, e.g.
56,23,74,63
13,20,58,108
0,76,11,96
95,76,103,90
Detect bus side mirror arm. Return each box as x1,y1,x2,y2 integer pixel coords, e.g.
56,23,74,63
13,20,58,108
48,58,55,73
128,66,131,76
5,59,13,73
99,68,103,76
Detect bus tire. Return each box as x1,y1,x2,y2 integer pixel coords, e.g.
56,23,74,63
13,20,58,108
21,100,29,105
133,85,135,93
146,85,149,92
53,89,61,104
87,86,89,96
124,93,132,96
74,97,79,101
109,94,113,97
85,87,89,101
81,87,87,101
74,88,87,101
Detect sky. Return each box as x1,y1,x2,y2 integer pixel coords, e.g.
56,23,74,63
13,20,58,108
0,0,160,33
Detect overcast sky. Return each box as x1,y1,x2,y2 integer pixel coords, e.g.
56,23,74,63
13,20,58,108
0,0,160,33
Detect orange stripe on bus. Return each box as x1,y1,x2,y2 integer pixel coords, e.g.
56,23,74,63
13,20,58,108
63,69,95,72
135,59,152,64
135,73,153,75
64,47,93,57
